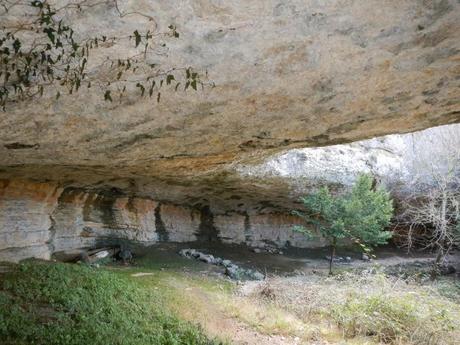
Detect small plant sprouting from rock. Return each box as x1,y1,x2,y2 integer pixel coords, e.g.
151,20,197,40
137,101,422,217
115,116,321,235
292,174,394,274
0,0,209,110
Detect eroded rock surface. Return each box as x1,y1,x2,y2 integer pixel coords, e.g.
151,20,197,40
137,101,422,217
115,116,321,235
237,123,460,201
0,179,323,261
0,1,459,261
1,0,459,181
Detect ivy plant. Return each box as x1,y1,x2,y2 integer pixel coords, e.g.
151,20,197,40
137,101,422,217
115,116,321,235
0,0,209,110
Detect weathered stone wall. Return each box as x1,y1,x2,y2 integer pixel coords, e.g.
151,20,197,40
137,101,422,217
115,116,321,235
159,204,201,243
213,212,324,248
247,214,324,248
2,124,459,261
214,214,247,244
0,179,317,262
51,190,160,253
0,180,62,261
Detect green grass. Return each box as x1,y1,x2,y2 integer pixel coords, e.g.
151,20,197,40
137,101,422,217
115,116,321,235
0,260,222,345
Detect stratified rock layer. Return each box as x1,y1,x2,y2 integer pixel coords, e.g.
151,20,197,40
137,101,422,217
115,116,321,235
0,123,458,261
0,180,62,261
0,179,320,262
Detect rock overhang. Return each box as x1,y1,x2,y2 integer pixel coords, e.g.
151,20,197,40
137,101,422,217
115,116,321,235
0,0,459,209
0,0,460,183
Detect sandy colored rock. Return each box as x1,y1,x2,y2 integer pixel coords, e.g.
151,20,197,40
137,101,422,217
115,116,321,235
0,0,458,184
0,1,459,261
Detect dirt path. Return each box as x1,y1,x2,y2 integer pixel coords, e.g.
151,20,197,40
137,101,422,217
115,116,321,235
186,285,300,345
132,271,302,345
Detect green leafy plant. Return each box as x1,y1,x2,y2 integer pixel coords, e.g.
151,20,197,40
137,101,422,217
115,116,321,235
0,261,222,345
293,174,394,274
0,0,209,110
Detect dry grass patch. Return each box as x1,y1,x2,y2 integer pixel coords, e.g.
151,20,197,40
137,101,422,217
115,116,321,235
246,270,460,345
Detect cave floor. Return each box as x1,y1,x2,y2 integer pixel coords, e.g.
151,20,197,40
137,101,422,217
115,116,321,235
130,242,440,276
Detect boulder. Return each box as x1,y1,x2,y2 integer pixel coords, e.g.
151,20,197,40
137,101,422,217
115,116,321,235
119,249,133,264
222,260,232,268
198,253,215,264
225,265,241,280
251,271,265,281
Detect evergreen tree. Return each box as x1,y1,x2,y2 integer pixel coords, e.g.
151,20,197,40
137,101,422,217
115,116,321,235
293,174,394,274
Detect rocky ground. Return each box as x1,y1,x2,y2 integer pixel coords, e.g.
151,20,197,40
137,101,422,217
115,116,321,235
130,241,452,276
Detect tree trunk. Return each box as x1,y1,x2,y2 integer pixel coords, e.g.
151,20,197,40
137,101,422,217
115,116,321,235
431,191,448,280
329,237,337,275
435,245,444,266
431,241,447,280
430,249,442,280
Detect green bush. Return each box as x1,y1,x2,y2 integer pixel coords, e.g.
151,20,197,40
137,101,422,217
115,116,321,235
0,261,220,345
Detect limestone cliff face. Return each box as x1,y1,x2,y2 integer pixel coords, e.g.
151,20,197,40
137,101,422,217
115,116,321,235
0,179,320,262
0,1,459,261
237,123,460,200
0,124,458,261
0,180,62,261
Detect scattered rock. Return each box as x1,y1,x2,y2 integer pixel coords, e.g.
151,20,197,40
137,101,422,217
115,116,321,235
222,259,232,268
178,248,264,281
252,271,265,280
198,253,215,264
361,253,370,261
76,247,121,266
250,246,284,255
225,265,241,280
325,255,353,264
94,250,110,259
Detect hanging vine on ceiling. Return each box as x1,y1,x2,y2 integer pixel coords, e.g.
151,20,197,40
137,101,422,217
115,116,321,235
0,0,210,110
